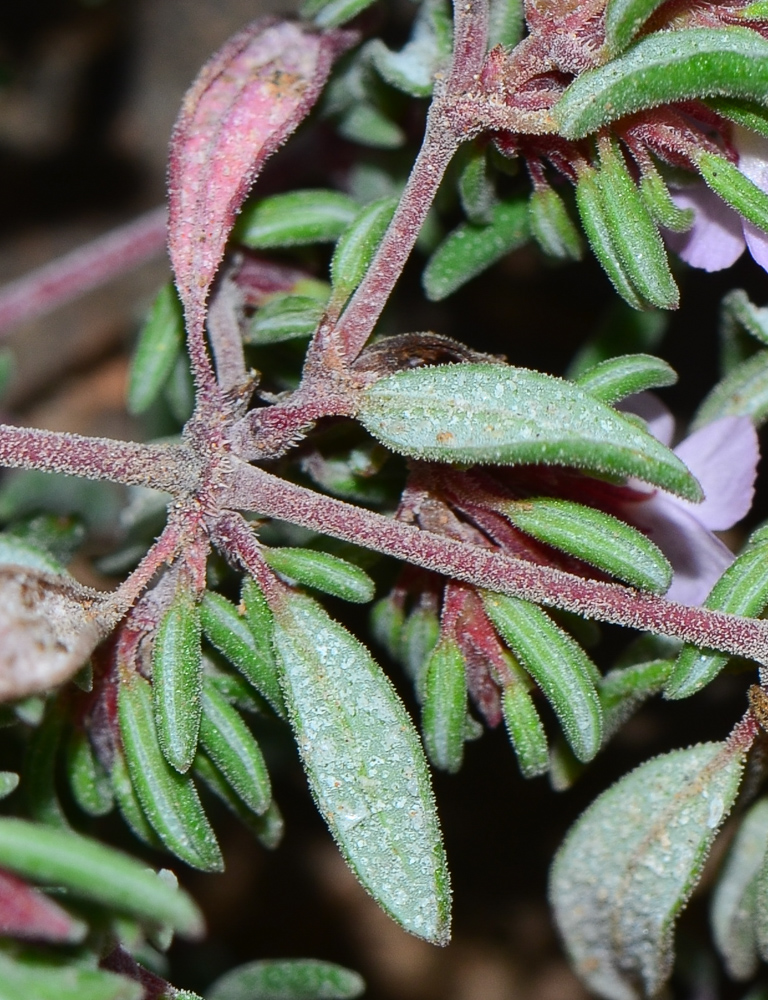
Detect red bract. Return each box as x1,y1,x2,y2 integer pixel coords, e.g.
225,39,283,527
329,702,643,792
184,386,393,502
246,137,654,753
167,18,355,349
0,869,84,943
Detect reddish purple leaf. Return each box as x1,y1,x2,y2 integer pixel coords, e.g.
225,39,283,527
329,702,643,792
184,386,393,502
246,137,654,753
0,868,85,943
168,18,355,337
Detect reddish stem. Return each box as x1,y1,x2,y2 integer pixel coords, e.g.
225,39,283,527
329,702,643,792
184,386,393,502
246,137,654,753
0,207,167,337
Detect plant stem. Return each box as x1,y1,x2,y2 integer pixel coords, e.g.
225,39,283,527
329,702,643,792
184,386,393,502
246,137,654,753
0,207,167,337
226,462,768,664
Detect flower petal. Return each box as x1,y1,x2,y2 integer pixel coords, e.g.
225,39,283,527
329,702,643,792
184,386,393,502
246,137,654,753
672,416,758,531
665,185,745,272
735,126,768,271
619,391,675,446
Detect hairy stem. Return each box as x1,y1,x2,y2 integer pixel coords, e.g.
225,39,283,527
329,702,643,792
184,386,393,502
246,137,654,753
226,462,768,664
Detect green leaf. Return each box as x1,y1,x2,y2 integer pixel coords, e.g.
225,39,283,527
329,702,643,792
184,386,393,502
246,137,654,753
245,295,325,345
0,817,203,935
263,547,375,603
272,593,451,944
551,741,746,1000
489,0,525,47
482,593,603,762
165,352,196,424
235,190,359,248
695,149,768,234
0,953,142,1000
421,638,467,773
529,185,583,261
337,103,405,149
24,704,68,828
0,771,18,799
665,529,768,699
330,197,398,310
501,672,549,778
693,350,768,429
575,166,645,309
599,657,674,742
110,745,163,849
640,167,695,231
208,959,365,1000
568,301,668,377
127,283,184,416
67,728,114,817
399,600,440,699
0,534,67,575
554,28,768,139
500,497,673,593
301,0,377,27
118,671,223,872
152,590,203,773
604,0,667,54
706,96,768,139
368,0,453,97
712,797,768,980
357,362,703,499
200,678,271,816
573,352,677,404
195,755,284,850
370,594,406,661
458,146,497,226
423,198,530,300
200,588,285,718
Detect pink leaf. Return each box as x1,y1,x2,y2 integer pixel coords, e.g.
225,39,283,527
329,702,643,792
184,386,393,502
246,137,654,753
0,869,85,943
168,18,355,337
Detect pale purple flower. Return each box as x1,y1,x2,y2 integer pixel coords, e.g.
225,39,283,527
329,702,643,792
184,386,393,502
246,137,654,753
665,127,768,273
619,394,759,606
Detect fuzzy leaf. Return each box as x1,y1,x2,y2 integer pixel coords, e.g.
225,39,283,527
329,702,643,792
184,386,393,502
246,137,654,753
640,168,695,232
246,294,325,345
153,590,203,774
399,601,440,699
501,676,549,778
693,350,768,429
199,678,272,816
551,741,746,1000
0,953,142,1000
695,149,768,234
604,0,667,54
194,755,285,850
529,185,583,261
483,593,603,762
109,746,163,850
712,797,768,980
337,103,405,148
208,959,365,1000
127,283,184,416
599,657,674,742
665,529,768,699
167,19,352,338
0,817,203,935
423,198,529,300
118,672,223,872
67,728,114,817
489,0,525,47
330,196,398,309
573,353,677,404
705,96,768,139
554,28,768,139
458,146,497,226
236,189,359,248
200,589,285,717
302,0,377,28
0,773,18,800
368,0,453,97
272,593,451,944
358,363,703,499
421,638,467,773
263,546,375,603
500,497,673,593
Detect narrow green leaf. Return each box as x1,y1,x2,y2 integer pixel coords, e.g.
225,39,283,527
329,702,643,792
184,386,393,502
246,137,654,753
195,755,285,850
423,198,530,301
551,742,746,1000
67,728,114,817
422,638,467,773
605,0,667,54
245,295,325,345
529,186,583,261
720,288,768,349
706,96,768,139
200,588,285,718
330,197,398,309
489,0,525,47
263,546,375,603
712,797,768,980
272,593,451,945
0,534,67,574
118,672,223,872
640,167,695,231
358,363,703,499
665,529,768,699
458,146,497,226
575,166,645,309
599,657,674,741
693,350,768,429
554,28,768,139
482,593,603,762
574,352,677,404
368,0,453,97
164,352,196,424
24,705,68,828
152,591,203,773
127,283,184,416
0,771,18,799
695,149,768,234
110,745,163,849
337,103,405,149
399,600,440,699
502,676,549,778
302,0,377,27
0,817,203,935
235,190,359,248
370,594,406,661
0,953,142,1000
200,679,272,816
208,959,365,1000
500,497,673,593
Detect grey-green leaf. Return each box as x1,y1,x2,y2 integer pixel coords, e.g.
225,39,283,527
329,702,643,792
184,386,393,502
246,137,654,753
554,28,768,140
482,593,603,762
302,0,377,27
118,671,223,872
693,350,768,429
573,352,677,404
263,546,375,603
357,363,703,499
235,190,359,248
0,771,18,799
0,953,142,1000
367,0,453,97
422,198,530,300
0,817,203,936
528,185,583,261
128,283,184,416
208,959,365,1000
153,591,203,773
421,638,467,773
500,497,673,593
551,741,746,1000
272,593,451,944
